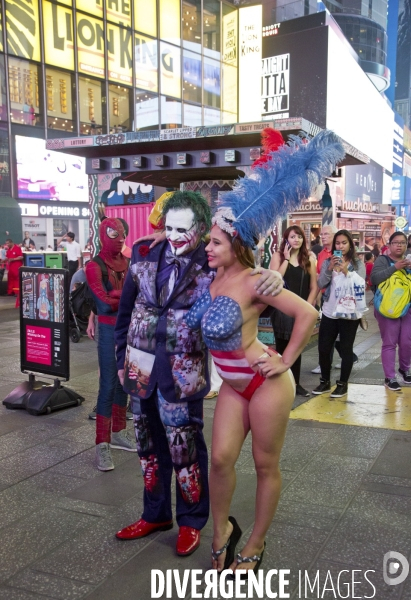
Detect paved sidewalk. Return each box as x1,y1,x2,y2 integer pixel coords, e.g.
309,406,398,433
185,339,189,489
0,300,410,599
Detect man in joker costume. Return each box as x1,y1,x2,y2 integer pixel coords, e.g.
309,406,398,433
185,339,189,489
114,191,283,556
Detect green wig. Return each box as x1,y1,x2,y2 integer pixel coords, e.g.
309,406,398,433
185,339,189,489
161,191,212,234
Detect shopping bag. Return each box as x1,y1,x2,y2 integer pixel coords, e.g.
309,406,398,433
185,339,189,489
332,271,368,320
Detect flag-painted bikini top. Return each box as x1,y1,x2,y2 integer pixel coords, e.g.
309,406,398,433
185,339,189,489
185,290,243,351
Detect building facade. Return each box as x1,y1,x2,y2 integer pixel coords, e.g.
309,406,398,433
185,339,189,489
0,0,240,248
2,0,238,142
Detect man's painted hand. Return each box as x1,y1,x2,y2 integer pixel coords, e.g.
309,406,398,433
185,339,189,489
134,231,166,248
251,267,283,296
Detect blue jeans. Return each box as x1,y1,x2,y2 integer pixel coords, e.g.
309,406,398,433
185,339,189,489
97,323,127,418
131,389,209,529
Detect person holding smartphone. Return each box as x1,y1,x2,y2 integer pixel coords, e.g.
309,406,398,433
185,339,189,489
312,230,366,398
370,231,411,391
269,226,318,397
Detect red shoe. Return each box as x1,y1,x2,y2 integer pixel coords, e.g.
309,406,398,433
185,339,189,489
115,518,173,540
176,526,201,556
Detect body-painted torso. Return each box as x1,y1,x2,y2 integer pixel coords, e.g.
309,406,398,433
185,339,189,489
185,290,257,386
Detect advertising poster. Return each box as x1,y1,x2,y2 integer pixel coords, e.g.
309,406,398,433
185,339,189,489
21,216,47,248
238,5,262,122
20,268,69,379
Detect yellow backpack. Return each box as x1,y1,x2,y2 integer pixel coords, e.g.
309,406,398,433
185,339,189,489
374,268,411,319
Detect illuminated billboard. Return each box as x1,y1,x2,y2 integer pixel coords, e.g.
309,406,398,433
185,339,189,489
239,5,262,122
16,136,88,202
262,18,327,125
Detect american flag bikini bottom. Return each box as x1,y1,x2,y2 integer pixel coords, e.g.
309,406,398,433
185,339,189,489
210,347,277,401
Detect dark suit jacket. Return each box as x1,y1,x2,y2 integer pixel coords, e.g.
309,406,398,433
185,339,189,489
115,240,215,403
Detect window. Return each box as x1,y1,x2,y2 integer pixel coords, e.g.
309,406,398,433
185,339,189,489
160,0,180,45
135,33,158,93
160,95,182,129
160,42,181,99
8,58,43,126
183,51,202,104
183,103,202,126
182,0,201,53
108,84,132,132
204,106,220,125
46,68,76,133
135,0,157,37
203,57,220,108
136,89,159,130
79,76,106,135
203,0,220,59
0,54,6,121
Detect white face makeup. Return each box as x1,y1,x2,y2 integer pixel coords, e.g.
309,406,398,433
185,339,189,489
165,208,201,255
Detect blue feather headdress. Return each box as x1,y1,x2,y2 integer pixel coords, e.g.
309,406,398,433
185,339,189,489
212,129,345,249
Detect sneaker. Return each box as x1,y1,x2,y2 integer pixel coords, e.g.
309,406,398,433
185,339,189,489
110,429,137,452
295,384,310,397
88,404,97,420
312,380,331,395
96,443,114,471
205,390,219,399
385,378,402,392
398,369,411,385
126,403,133,420
311,365,321,374
330,381,348,398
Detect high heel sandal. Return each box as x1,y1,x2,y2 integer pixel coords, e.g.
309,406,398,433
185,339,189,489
234,541,266,575
211,516,242,572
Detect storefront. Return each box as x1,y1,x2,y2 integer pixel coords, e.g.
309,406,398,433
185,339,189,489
338,162,395,250
287,200,323,243
336,209,396,251
18,202,90,251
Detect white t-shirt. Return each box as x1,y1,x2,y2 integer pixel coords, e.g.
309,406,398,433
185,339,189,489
66,240,81,262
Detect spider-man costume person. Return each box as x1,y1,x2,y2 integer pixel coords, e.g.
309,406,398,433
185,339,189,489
85,218,136,471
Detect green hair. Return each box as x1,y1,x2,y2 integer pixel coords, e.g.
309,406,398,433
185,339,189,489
161,191,211,234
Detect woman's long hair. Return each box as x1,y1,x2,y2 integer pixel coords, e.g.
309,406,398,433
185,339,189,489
279,225,310,271
331,229,358,263
219,229,256,268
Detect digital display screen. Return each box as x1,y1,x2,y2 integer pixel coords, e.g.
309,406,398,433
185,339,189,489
20,268,69,380
16,136,88,202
